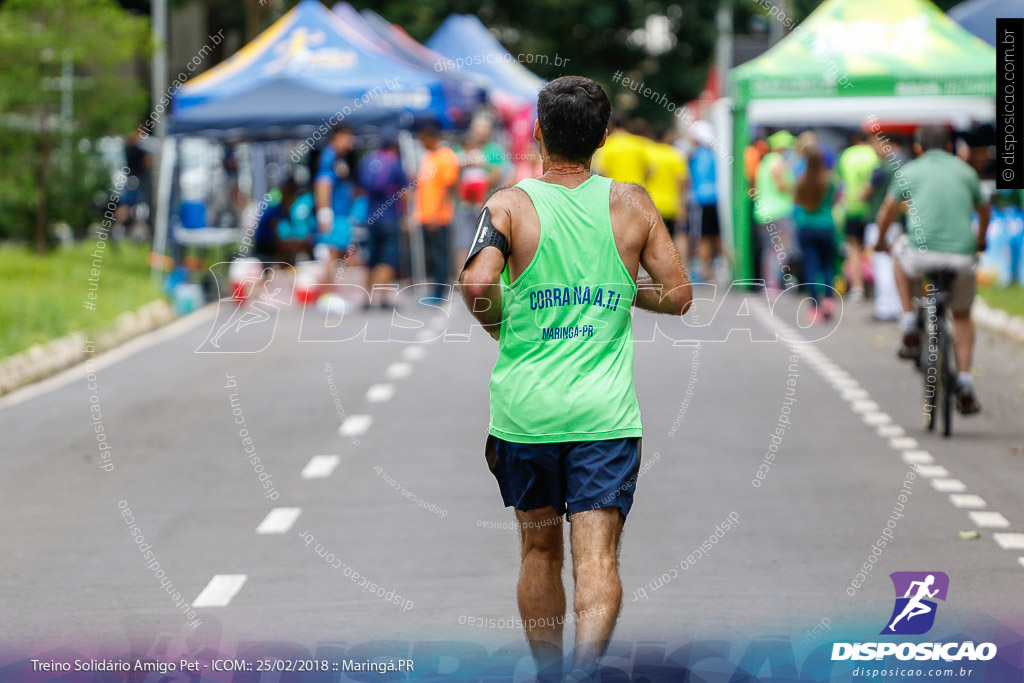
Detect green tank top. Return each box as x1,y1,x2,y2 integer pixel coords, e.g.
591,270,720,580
488,175,643,443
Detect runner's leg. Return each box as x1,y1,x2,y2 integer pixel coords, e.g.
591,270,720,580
569,507,624,671
516,506,565,669
952,311,974,374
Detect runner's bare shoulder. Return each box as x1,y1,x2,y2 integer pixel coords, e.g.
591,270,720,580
609,181,658,235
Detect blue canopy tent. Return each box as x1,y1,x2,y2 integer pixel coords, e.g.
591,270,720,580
330,3,486,119
425,14,546,117
156,0,474,280
171,0,463,137
948,0,1024,47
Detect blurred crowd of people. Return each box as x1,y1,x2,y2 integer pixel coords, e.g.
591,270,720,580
747,125,911,323
247,111,538,309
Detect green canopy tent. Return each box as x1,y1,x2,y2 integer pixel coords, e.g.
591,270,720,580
728,0,996,281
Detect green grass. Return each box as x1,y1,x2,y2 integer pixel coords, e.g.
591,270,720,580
978,283,1024,319
0,242,164,358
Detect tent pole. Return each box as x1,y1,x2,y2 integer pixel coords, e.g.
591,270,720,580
151,136,177,283
398,130,426,283
731,102,752,282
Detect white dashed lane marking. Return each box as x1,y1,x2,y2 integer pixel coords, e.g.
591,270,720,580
969,511,1011,529
889,436,919,450
403,346,427,361
750,301,1022,570
877,424,906,437
301,455,341,479
901,450,934,465
932,478,967,493
256,507,302,534
850,399,880,413
366,383,395,403
914,464,951,479
949,494,986,509
192,574,247,608
993,533,1024,550
385,362,413,380
339,414,372,438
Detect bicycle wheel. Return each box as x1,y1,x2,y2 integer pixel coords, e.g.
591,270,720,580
940,316,956,437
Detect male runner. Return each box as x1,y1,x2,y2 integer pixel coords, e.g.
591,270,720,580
876,125,990,414
459,76,691,678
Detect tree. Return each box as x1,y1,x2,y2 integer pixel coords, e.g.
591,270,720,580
0,0,149,250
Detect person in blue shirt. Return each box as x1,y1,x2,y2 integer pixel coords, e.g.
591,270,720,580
357,135,409,309
688,121,721,283
315,124,367,283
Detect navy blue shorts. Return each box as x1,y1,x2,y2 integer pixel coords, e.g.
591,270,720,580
485,435,642,520
367,220,400,270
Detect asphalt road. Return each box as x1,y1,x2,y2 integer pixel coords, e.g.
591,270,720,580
1,277,1022,670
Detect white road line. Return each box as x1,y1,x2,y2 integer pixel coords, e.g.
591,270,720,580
932,478,967,493
901,449,934,465
993,533,1024,550
301,455,341,479
0,304,218,411
366,383,395,403
969,511,1011,528
1018,557,1024,569
850,399,880,413
842,388,871,401
256,507,302,534
402,346,427,361
863,411,892,425
877,424,906,437
914,464,951,478
339,414,372,437
949,494,986,509
386,362,413,380
192,574,247,608
889,436,919,450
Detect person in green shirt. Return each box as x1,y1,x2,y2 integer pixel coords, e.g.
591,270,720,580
876,125,990,414
459,76,691,678
837,132,880,302
754,130,797,290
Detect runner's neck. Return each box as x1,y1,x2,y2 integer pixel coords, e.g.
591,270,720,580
539,158,593,189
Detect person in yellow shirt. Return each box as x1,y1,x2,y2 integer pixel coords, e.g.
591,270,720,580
592,116,648,185
644,125,689,263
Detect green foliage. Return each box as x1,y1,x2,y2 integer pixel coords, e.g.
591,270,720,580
0,242,163,357
0,0,149,247
345,0,719,123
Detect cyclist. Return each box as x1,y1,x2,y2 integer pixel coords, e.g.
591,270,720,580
875,126,990,415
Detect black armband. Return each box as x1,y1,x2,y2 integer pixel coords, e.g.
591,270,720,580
462,207,509,271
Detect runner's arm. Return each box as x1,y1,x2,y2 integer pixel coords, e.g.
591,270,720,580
458,192,512,340
975,203,991,252
874,194,901,253
628,185,691,315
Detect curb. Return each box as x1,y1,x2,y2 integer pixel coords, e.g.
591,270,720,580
0,299,176,396
973,297,1024,347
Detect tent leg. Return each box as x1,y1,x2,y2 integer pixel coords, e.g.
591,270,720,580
398,131,426,283
151,136,177,283
731,104,753,283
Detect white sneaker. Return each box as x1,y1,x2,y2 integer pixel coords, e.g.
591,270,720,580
847,287,865,303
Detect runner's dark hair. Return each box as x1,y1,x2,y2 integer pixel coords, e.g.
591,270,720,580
537,76,611,164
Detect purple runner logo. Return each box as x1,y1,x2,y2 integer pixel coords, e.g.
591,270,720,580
881,571,949,635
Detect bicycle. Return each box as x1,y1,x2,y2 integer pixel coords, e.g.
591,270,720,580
911,269,958,437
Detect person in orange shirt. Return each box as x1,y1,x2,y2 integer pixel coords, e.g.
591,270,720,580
416,123,460,300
